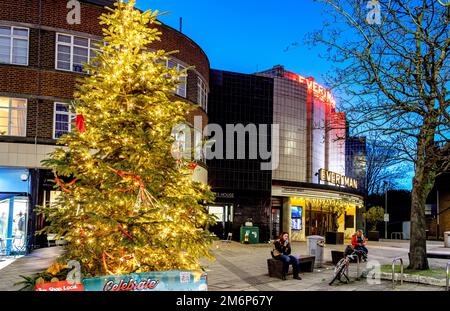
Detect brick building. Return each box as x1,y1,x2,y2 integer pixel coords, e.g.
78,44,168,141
0,0,209,253
426,173,450,239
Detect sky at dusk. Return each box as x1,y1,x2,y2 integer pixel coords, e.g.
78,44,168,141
136,0,331,83
135,0,414,190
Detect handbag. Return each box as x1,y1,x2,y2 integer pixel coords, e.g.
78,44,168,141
272,248,281,257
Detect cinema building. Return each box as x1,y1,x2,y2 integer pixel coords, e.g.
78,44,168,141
0,0,209,253
207,65,365,242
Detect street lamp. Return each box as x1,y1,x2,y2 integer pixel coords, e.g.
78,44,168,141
384,181,389,239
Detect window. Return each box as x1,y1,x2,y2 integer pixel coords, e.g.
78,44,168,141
345,214,354,229
194,128,204,161
197,77,208,111
0,26,29,65
0,97,27,136
54,103,76,139
165,59,187,97
56,33,100,72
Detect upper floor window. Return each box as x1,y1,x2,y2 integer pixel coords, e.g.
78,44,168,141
54,102,76,139
0,26,29,66
0,97,27,136
56,33,100,73
197,77,208,112
164,59,187,98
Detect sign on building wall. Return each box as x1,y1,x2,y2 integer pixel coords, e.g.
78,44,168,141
319,169,358,190
291,206,302,230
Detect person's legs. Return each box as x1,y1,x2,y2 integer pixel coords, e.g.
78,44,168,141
276,255,290,280
288,255,301,280
354,246,368,261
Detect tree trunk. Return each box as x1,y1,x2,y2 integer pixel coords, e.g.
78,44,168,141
408,178,429,270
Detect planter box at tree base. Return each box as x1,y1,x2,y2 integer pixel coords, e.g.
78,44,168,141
83,270,207,291
35,280,84,291
368,231,380,241
325,232,344,245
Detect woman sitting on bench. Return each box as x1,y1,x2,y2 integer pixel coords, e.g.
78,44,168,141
351,229,368,261
272,232,301,280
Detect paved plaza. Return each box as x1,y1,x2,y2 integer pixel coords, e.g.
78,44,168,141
205,240,449,291
0,239,448,291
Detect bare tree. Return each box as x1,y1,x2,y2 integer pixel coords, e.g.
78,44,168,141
309,0,450,269
365,135,406,194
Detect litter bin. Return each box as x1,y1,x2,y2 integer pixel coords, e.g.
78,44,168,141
240,226,259,244
307,235,325,268
444,231,450,248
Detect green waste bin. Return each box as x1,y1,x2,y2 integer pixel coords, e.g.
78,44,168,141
240,226,259,244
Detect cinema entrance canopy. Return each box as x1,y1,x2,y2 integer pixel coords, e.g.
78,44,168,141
271,180,364,242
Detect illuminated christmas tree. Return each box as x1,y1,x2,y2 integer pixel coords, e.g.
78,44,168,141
38,0,215,277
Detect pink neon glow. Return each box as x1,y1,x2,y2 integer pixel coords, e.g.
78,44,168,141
286,72,336,108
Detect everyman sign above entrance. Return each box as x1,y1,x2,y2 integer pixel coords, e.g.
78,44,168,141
319,169,358,190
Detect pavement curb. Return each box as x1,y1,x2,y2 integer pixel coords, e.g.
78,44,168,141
362,271,446,287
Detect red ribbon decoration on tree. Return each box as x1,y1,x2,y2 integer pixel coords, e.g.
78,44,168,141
107,167,142,239
187,163,197,170
117,224,133,240
176,160,197,174
108,166,144,193
54,173,78,193
75,114,86,133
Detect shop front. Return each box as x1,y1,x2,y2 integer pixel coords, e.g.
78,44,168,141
207,192,234,239
271,185,364,242
0,167,31,255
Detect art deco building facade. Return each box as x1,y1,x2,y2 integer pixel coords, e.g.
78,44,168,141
208,66,365,242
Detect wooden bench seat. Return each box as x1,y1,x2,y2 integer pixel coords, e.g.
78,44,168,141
267,255,315,279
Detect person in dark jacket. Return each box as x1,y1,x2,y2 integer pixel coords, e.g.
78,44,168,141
272,232,301,280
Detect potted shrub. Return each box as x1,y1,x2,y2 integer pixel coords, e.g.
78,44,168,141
363,206,385,241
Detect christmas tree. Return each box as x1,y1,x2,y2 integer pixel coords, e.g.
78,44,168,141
38,0,215,277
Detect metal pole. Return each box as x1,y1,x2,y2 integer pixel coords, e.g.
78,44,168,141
446,261,449,291
356,253,360,280
437,190,440,239
385,186,388,239
392,257,403,289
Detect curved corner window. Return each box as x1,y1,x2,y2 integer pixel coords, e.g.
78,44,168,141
164,59,187,98
197,77,208,112
56,33,101,73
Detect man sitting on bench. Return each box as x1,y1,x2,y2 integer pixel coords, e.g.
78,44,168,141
272,232,301,280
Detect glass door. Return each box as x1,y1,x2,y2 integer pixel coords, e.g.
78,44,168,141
271,208,280,239
12,197,28,254
0,196,28,255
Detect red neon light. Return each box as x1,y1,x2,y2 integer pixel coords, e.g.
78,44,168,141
291,74,336,108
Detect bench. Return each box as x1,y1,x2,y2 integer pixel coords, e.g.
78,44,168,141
267,255,315,279
331,250,345,265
